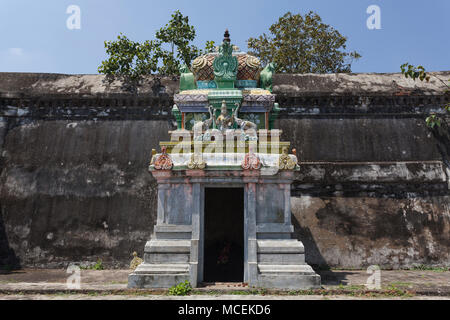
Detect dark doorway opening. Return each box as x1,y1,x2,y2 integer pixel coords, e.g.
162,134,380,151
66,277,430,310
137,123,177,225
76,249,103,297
204,188,244,283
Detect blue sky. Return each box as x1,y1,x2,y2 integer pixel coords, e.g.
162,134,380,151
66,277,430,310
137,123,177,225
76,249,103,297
0,0,448,74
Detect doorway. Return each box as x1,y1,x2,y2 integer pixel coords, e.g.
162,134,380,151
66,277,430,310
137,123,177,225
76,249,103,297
203,187,244,283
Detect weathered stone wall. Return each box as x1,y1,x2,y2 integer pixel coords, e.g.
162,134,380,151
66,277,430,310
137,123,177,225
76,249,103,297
0,72,449,269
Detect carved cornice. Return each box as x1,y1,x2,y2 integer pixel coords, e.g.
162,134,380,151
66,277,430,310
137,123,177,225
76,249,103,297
1,94,447,121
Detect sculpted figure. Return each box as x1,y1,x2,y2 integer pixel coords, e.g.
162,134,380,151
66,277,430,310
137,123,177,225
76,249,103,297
193,105,215,139
215,100,234,131
233,103,258,131
179,64,196,91
260,62,275,92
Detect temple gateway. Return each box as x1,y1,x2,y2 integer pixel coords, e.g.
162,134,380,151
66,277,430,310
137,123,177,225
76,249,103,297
128,31,321,289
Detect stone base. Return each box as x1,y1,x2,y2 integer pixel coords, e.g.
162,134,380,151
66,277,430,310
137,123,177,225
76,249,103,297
127,233,192,289
128,264,320,289
256,264,321,289
127,229,321,289
127,263,190,289
254,240,321,289
128,273,190,289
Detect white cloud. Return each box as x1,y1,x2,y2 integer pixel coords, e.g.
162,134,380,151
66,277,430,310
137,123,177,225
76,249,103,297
8,48,24,56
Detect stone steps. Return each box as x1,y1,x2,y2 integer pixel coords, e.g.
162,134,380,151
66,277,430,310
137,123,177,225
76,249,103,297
257,239,306,265
128,238,191,288
132,263,189,275
153,225,192,240
146,253,190,264
257,240,305,254
257,274,321,290
258,264,316,275
143,239,191,264
257,253,305,265
255,239,320,289
144,240,191,253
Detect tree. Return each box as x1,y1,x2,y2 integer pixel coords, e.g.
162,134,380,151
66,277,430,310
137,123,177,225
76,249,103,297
98,10,214,82
247,11,361,73
155,10,199,75
98,33,160,82
400,63,449,128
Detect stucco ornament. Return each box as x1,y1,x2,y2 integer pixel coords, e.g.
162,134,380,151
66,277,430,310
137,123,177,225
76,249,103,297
246,55,261,70
234,102,258,131
242,151,261,170
130,252,143,271
187,152,206,170
213,30,238,83
154,146,173,170
260,62,275,92
278,147,297,170
191,56,208,73
179,64,196,91
149,149,157,166
192,105,215,140
215,100,234,131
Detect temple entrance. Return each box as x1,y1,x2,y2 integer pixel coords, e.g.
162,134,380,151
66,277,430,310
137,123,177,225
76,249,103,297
203,187,244,283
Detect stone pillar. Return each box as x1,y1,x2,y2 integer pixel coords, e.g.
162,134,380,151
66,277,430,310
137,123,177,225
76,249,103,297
283,184,292,226
156,184,168,225
189,182,201,287
244,179,258,285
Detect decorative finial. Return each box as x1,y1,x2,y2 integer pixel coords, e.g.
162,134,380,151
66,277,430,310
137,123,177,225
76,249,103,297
130,251,143,271
150,149,157,165
224,29,230,43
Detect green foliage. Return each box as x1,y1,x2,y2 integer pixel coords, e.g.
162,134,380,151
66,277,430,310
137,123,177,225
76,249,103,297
204,40,216,53
155,10,198,75
410,264,449,272
168,280,192,296
426,114,441,128
80,259,104,270
93,259,104,270
247,11,361,73
98,10,213,81
401,63,449,128
98,33,159,82
400,63,430,82
382,284,413,297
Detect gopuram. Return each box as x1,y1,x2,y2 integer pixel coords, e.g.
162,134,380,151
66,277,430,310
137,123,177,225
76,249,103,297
128,31,321,289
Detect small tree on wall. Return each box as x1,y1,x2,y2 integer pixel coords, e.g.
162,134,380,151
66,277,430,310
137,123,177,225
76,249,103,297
400,63,450,128
401,63,450,168
247,11,361,73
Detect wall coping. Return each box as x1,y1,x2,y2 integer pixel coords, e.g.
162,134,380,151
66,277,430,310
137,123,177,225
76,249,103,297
0,72,448,100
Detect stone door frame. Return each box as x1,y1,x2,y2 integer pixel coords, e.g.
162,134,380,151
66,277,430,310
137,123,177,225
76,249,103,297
191,182,255,286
